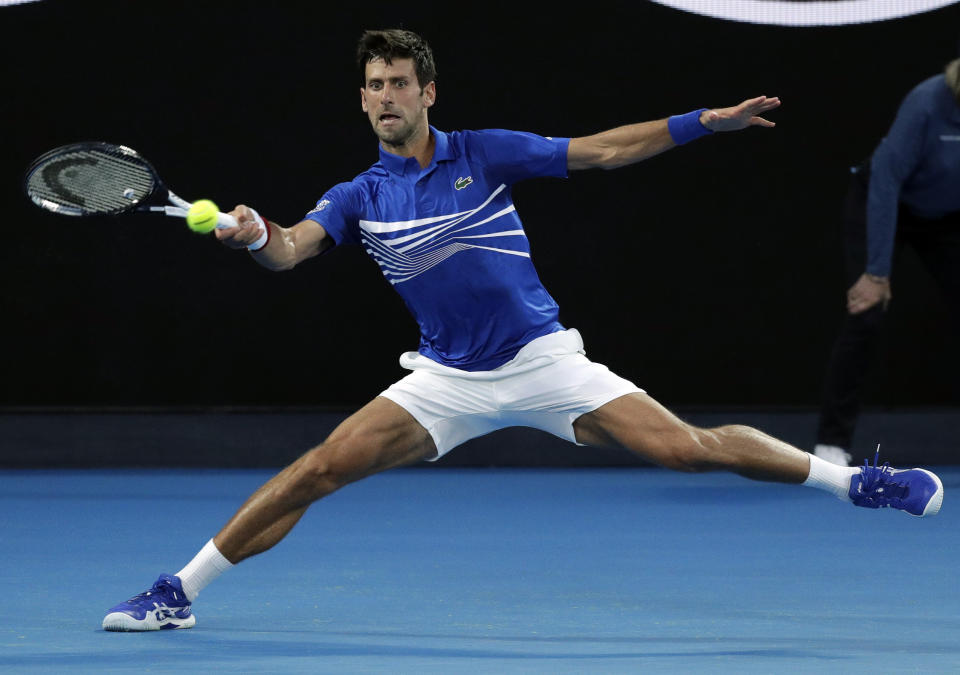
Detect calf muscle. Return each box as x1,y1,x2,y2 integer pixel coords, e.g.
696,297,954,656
214,397,436,563
574,393,808,483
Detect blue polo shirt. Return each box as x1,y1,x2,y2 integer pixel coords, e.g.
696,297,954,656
305,126,571,371
867,74,960,276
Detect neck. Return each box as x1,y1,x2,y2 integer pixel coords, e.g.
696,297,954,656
381,122,434,169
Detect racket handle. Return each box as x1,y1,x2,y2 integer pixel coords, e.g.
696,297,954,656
246,209,270,251
215,212,238,230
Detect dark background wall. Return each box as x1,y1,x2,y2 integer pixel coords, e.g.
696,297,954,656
2,1,959,461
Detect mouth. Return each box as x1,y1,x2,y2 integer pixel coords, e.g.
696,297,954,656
378,112,401,125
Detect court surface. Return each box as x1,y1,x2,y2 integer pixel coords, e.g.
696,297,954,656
1,466,957,674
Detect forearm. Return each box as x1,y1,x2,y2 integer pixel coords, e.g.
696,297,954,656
569,109,713,170
865,202,897,279
864,91,927,277
248,221,298,271
570,119,676,170
865,152,902,278
219,210,329,270
254,218,331,271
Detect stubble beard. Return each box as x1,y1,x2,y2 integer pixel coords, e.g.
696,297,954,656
377,125,412,149
373,113,424,152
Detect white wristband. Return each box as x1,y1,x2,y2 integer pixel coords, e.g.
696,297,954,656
247,209,270,252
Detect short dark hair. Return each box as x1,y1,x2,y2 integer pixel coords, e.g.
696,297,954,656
357,29,437,90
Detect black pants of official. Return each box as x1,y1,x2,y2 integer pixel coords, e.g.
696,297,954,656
816,165,960,450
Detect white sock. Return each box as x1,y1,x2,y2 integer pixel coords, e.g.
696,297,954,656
803,452,859,501
175,539,234,602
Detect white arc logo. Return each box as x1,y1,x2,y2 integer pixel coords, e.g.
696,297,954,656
650,0,959,26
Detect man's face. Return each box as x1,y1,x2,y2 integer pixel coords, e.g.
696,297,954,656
361,57,435,148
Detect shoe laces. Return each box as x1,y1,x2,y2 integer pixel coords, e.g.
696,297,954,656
125,577,181,607
851,447,909,509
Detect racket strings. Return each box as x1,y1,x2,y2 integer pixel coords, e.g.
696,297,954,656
26,147,156,216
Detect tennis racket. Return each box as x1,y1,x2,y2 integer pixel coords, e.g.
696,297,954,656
23,141,238,229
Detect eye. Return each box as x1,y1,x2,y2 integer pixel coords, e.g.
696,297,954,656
368,81,383,91
396,80,407,88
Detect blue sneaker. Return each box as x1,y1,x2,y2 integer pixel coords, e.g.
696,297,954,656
849,450,944,517
102,574,195,631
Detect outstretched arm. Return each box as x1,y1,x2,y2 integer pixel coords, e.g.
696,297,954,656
567,95,781,170
216,205,333,271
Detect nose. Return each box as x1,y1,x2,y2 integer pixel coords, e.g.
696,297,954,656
381,83,395,103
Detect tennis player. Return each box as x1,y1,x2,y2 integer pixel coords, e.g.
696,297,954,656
102,28,944,631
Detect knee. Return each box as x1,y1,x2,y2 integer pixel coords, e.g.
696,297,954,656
283,438,364,503
634,424,727,473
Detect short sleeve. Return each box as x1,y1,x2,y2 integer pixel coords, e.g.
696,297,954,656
464,129,570,185
303,181,365,246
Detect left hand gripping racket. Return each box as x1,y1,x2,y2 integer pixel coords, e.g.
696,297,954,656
23,141,238,228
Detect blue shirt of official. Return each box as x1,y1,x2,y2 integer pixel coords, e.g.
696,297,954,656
867,74,960,276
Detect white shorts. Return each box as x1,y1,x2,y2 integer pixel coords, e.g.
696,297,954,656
379,328,644,459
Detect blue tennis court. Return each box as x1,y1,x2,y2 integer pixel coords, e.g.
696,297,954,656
1,466,957,673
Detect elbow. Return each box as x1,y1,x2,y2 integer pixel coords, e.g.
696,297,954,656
569,136,620,170
598,145,634,170
591,145,620,170
572,148,620,171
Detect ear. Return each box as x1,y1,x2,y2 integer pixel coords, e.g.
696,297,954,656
360,87,368,113
423,81,436,108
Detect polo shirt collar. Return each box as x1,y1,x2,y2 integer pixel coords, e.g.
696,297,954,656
378,126,453,176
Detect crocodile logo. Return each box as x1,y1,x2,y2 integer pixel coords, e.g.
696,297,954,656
455,176,473,191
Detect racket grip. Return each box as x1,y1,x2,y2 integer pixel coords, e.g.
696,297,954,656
246,209,270,251
216,212,238,230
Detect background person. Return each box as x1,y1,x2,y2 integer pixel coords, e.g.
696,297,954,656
814,52,960,466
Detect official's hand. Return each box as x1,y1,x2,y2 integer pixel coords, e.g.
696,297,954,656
700,96,781,132
847,273,891,314
216,205,266,249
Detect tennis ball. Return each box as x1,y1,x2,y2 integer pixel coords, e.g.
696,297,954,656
186,199,219,234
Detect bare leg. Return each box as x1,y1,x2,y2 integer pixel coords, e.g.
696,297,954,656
573,392,809,483
213,396,436,563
